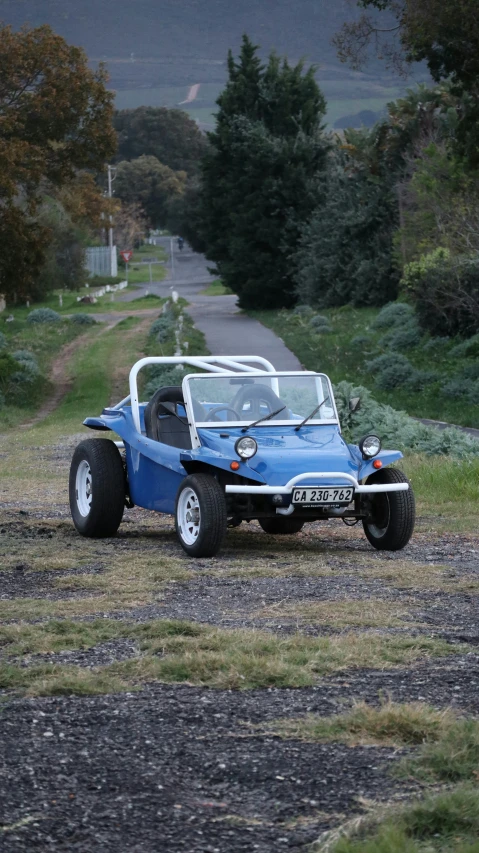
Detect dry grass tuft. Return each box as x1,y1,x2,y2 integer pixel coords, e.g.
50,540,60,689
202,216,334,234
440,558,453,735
260,700,458,747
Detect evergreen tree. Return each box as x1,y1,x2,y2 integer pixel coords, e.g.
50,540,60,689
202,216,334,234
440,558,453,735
295,144,399,308
198,36,328,309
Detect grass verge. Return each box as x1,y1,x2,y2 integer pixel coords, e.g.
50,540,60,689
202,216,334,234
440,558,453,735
0,621,468,696
251,306,479,428
399,454,479,533
200,279,233,296
268,701,479,852
316,787,479,853
252,598,423,630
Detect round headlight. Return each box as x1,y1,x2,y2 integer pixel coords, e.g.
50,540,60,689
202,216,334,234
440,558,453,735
235,436,258,460
359,434,381,459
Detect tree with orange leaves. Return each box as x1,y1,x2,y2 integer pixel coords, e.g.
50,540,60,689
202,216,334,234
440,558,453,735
0,23,117,300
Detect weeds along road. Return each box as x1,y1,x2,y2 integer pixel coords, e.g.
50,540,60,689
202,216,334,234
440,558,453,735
1,269,479,851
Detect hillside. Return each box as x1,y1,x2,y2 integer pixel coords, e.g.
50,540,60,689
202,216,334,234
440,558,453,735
0,1,373,64
0,0,425,125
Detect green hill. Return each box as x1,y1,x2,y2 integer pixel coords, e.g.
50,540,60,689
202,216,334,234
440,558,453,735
0,0,425,126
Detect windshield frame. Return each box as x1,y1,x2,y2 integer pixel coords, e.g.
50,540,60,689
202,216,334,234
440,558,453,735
182,371,339,449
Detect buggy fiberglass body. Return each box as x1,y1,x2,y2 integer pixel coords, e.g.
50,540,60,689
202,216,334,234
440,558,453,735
69,355,415,557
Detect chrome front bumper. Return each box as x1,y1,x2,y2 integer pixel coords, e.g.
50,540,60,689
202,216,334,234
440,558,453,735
224,471,409,495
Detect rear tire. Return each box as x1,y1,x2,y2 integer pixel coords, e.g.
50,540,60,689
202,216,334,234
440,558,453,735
362,468,415,551
259,517,304,535
69,439,125,537
175,474,227,557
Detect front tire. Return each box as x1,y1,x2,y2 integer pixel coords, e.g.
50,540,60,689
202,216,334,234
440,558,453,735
362,468,415,551
69,439,125,537
259,517,304,535
175,474,227,557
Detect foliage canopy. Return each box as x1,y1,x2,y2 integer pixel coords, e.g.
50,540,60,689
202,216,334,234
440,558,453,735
197,35,328,309
0,24,116,301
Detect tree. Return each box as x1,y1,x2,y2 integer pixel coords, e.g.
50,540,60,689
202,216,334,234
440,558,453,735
113,107,209,175
0,23,116,301
334,0,479,84
395,142,479,262
198,35,328,309
35,199,86,297
164,178,206,252
295,134,400,308
0,24,116,198
114,155,187,228
112,202,147,253
335,1,479,162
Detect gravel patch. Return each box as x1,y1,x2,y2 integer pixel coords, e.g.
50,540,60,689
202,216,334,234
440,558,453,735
11,639,140,669
0,565,104,600
1,432,478,851
0,686,417,853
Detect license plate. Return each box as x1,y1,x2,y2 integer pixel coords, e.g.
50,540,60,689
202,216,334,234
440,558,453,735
292,487,354,506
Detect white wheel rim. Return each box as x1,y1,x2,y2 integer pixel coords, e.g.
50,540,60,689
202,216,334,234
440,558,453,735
177,487,201,545
76,459,93,517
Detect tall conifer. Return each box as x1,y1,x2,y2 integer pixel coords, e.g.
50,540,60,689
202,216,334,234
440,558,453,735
198,35,328,309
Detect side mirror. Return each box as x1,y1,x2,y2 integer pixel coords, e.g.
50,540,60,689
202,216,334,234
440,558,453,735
349,397,361,413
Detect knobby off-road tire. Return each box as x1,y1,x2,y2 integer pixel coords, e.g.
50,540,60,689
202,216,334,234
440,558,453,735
259,517,304,535
69,439,125,538
362,468,415,551
175,474,227,557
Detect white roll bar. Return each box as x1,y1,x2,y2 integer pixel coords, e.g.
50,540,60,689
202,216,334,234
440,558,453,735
124,356,276,434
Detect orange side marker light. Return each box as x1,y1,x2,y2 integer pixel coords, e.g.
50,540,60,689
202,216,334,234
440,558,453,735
373,459,383,469
230,461,240,471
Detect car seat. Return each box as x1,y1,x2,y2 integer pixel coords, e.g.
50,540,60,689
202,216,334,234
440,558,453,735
231,383,289,420
144,386,205,448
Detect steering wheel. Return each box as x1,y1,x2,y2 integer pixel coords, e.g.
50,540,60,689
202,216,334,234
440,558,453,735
205,405,241,422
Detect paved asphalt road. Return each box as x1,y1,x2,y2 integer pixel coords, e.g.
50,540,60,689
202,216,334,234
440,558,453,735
120,237,302,371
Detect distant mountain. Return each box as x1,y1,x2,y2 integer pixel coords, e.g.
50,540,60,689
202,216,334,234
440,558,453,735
0,1,421,127
0,0,363,64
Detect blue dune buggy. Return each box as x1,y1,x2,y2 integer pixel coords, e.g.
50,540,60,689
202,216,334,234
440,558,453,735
69,355,415,557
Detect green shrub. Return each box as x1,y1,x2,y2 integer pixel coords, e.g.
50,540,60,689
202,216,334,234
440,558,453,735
334,380,479,457
422,335,450,352
0,352,19,387
443,364,479,401
403,250,479,337
0,332,6,350
450,333,479,358
150,313,175,343
442,378,469,399
70,313,96,326
371,302,415,330
12,351,39,376
0,351,38,397
144,365,189,399
27,308,62,324
379,320,422,351
293,305,313,316
405,369,440,392
366,353,414,390
89,275,125,287
401,247,450,291
351,334,371,347
309,314,332,333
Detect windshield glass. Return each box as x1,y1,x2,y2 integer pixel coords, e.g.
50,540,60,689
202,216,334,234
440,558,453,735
184,374,336,426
